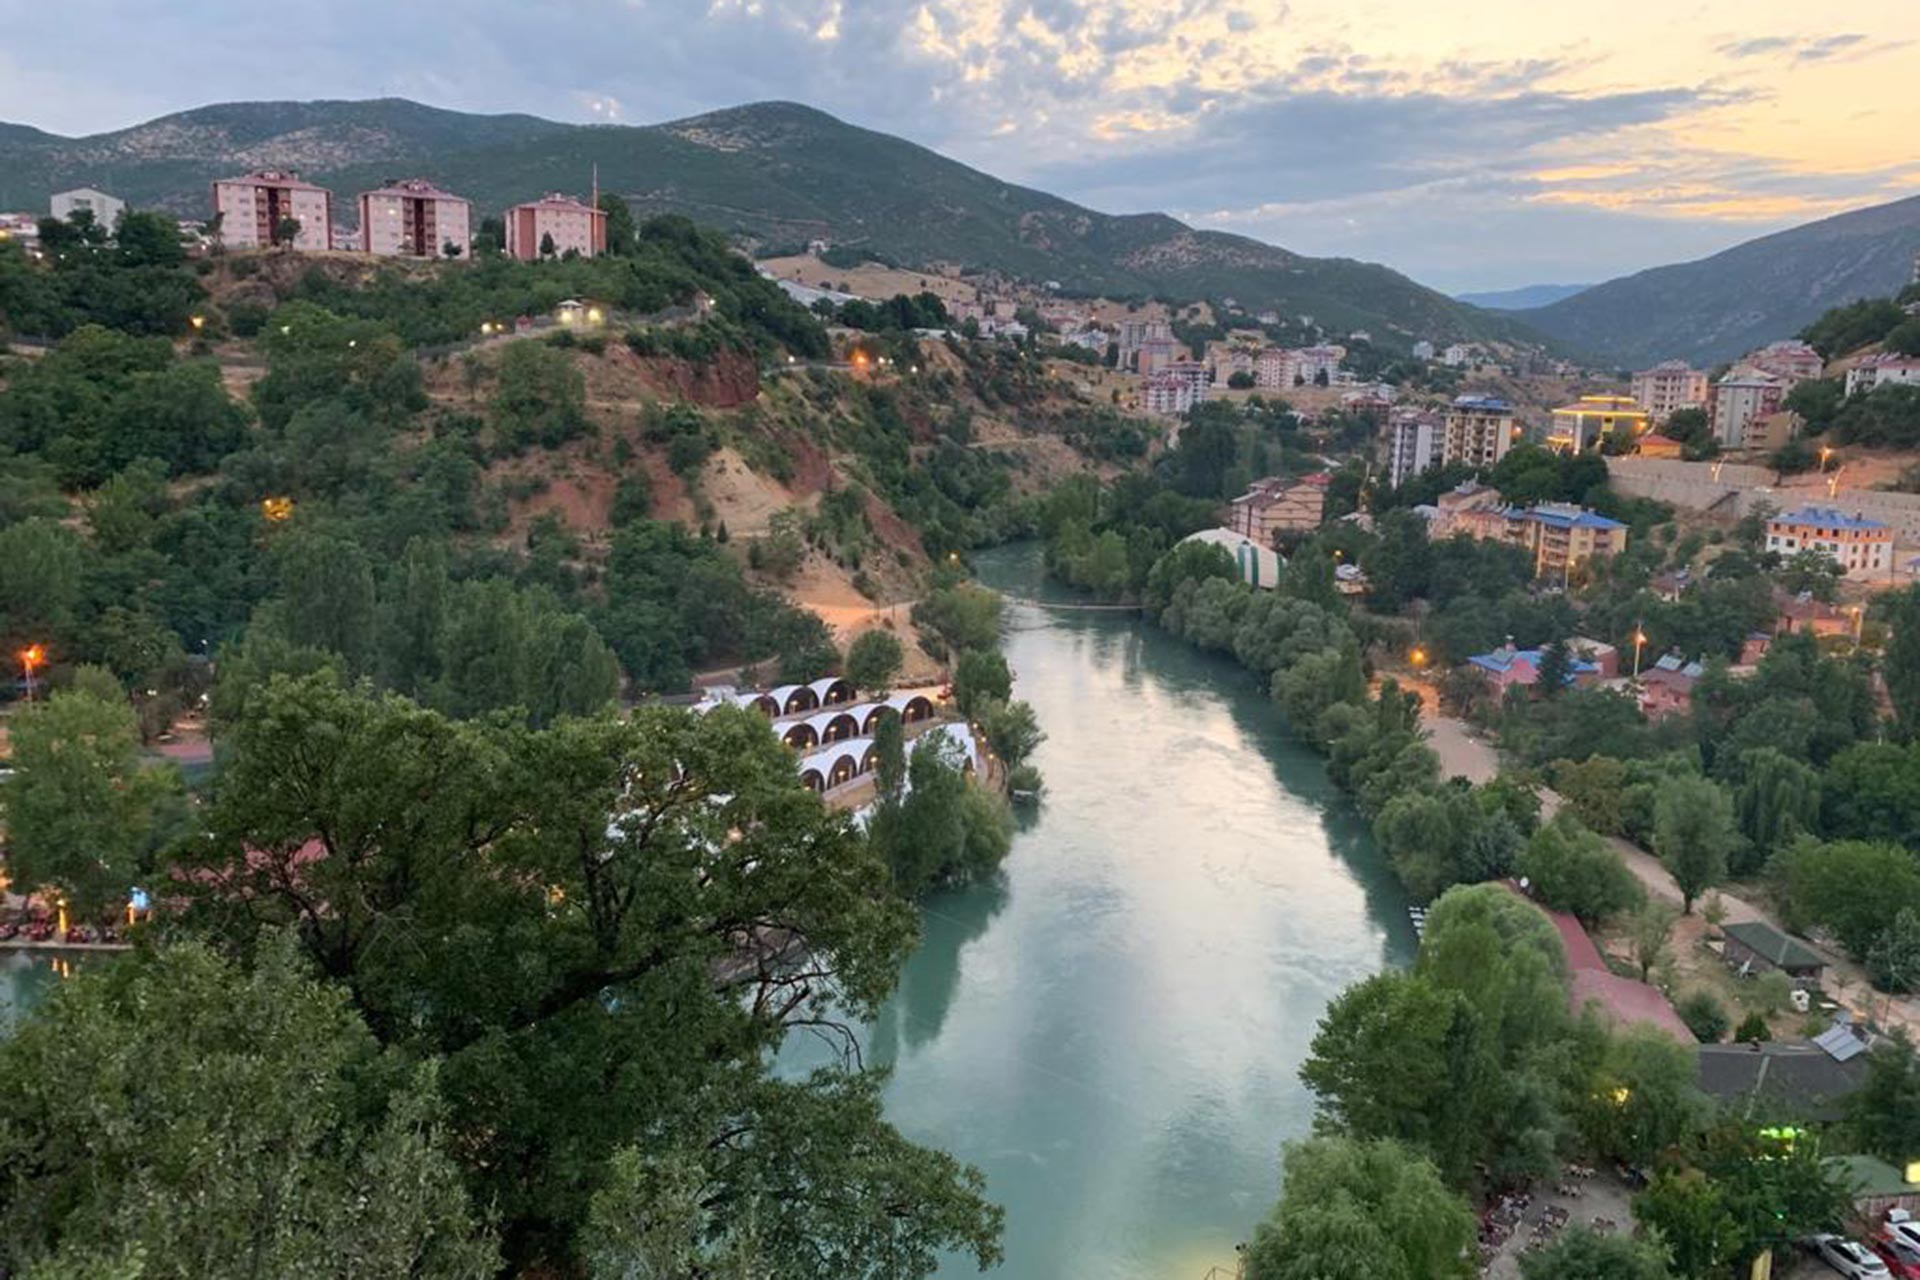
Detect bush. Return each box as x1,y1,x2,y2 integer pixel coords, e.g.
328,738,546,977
1676,989,1730,1043
1734,1012,1772,1043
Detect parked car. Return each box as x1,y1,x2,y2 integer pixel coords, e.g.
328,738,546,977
1872,1236,1920,1280
1890,1219,1920,1256
1812,1234,1893,1279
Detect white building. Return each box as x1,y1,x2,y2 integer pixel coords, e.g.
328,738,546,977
1710,367,1787,448
50,187,124,229
1142,371,1198,416
211,170,334,251
1386,409,1439,489
1441,343,1473,367
1630,360,1710,420
1845,353,1920,397
1291,344,1345,385
1412,340,1435,361
358,178,472,258
1181,528,1283,590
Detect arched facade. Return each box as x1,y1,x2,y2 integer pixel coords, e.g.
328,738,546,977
783,723,820,750
771,684,820,715
799,739,880,793
808,676,856,707
862,693,933,732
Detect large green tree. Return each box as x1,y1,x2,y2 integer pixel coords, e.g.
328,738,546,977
1245,1138,1476,1280
1518,812,1644,926
171,674,1002,1275
0,682,183,914
1519,1226,1673,1280
0,940,496,1280
1653,775,1734,913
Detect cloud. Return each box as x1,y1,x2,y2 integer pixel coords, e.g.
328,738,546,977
0,0,1914,291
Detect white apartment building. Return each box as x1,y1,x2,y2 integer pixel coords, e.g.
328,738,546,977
211,171,334,251
358,178,472,258
1630,360,1709,420
50,187,125,229
1385,410,1439,489
1845,353,1920,397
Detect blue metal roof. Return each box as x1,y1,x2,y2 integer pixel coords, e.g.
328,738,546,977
1525,505,1626,531
1776,506,1888,532
1451,395,1512,411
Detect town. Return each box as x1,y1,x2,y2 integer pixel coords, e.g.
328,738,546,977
3,36,1920,1280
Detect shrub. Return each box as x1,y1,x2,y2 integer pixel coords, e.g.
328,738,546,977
1676,989,1730,1043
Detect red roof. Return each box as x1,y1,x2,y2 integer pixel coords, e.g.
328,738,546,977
1499,881,1691,1043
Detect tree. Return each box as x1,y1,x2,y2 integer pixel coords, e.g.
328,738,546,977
1734,748,1821,868
538,230,557,259
1535,636,1574,699
866,733,1013,896
1245,1137,1476,1280
1518,813,1644,926
844,629,904,693
1698,1120,1854,1263
172,675,1002,1275
1653,775,1734,913
980,698,1045,771
1629,901,1680,982
1519,1226,1673,1280
1847,1032,1920,1165
1576,1025,1705,1166
1773,838,1920,963
0,683,183,915
597,192,637,255
1675,990,1729,1043
1867,907,1920,993
1634,1168,1740,1279
0,940,497,1279
952,647,1011,715
272,215,302,248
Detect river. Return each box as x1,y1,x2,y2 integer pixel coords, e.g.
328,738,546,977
0,542,1414,1279
790,543,1416,1280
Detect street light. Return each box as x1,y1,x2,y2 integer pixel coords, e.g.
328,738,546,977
19,643,45,701
1410,646,1428,669
1632,626,1648,679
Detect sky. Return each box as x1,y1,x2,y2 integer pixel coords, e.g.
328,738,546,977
2,0,1917,292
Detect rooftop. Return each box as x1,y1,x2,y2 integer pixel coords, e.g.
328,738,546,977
1697,1039,1871,1118
1450,394,1513,412
1722,919,1825,970
215,169,330,192
362,177,469,201
1773,506,1890,533
1521,503,1626,532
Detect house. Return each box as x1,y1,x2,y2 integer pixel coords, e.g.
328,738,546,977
1847,353,1920,397
1631,360,1709,420
1441,343,1472,367
211,170,334,251
1722,919,1826,989
1638,653,1705,718
1709,367,1787,448
1429,480,1505,535
1696,1037,1871,1120
1635,429,1681,460
357,178,472,258
1649,569,1693,602
1468,643,1604,693
1773,589,1854,638
0,212,41,249
1547,394,1651,453
1441,395,1519,468
49,186,125,229
1766,507,1893,577
1227,475,1329,542
1181,528,1283,590
505,192,607,260
1834,1155,1920,1222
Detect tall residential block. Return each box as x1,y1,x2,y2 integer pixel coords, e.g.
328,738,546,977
358,179,472,258
1385,409,1438,489
1440,395,1518,469
1629,360,1709,420
211,170,334,251
505,193,607,261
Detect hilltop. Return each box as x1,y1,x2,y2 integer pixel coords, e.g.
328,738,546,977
1517,194,1920,368
0,96,1532,347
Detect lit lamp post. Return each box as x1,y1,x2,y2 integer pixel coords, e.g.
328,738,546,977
19,643,45,701
1632,627,1648,679
1409,646,1428,670
1850,605,1863,644
1819,445,1833,472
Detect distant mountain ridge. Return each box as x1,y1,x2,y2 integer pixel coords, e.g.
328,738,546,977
1454,283,1592,311
0,96,1534,346
1517,195,1920,368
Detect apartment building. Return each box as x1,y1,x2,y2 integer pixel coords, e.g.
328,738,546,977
1385,409,1439,489
1744,340,1824,385
1547,394,1650,453
1440,395,1519,468
1456,502,1629,579
1630,360,1709,420
1709,367,1787,448
50,186,125,229
358,178,472,258
1141,372,1197,416
1765,507,1893,577
1845,353,1920,397
1228,475,1330,544
211,170,334,251
505,192,607,261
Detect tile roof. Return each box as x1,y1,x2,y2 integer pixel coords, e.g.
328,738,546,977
1722,919,1825,970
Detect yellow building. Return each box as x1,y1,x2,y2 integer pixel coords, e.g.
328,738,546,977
1547,394,1651,453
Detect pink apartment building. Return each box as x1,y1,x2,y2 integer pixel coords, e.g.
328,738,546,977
505,193,607,260
211,171,333,251
358,179,472,258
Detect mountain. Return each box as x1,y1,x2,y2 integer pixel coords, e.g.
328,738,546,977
1454,283,1591,310
0,97,1531,346
1517,195,1920,368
